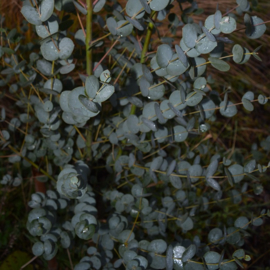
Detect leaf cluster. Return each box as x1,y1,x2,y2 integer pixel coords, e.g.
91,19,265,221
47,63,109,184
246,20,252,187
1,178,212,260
0,0,269,269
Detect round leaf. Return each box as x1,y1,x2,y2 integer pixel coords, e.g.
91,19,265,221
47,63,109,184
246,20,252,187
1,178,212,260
220,101,237,118
166,54,189,76
234,216,249,230
228,164,244,183
36,17,59,38
252,217,263,226
182,244,196,262
156,44,173,68
196,34,217,54
149,0,170,11
204,251,221,270
93,0,106,12
79,95,100,113
170,175,182,189
188,165,202,183
209,57,230,72
107,17,117,35
32,241,44,256
173,125,188,142
180,217,193,231
21,6,42,25
208,228,223,243
143,102,158,121
242,98,254,111
186,92,203,107
148,84,165,100
116,20,133,36
126,0,145,19
59,38,74,60
258,94,268,105
169,90,187,110
232,44,244,63
220,16,236,34
85,75,99,98
94,84,115,103
40,40,59,61
182,24,197,48
148,239,167,254
40,0,54,22
246,16,266,39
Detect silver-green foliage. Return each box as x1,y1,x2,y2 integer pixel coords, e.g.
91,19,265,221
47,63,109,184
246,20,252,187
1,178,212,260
0,0,269,269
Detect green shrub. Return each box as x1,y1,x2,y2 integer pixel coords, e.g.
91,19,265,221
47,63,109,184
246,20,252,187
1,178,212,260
0,0,269,269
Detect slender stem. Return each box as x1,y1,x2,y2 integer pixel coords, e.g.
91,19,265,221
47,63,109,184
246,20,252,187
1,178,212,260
8,145,56,183
77,10,86,37
85,0,93,162
78,0,87,8
86,123,93,161
90,33,111,46
93,37,120,72
20,256,37,270
233,20,270,33
113,63,127,85
86,0,93,75
130,104,137,115
125,197,142,245
74,125,86,141
130,11,156,116
140,11,156,64
67,249,74,270
6,39,43,102
223,5,238,17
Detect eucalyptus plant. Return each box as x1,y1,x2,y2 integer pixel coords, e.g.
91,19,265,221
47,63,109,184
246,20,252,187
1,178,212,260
0,0,269,269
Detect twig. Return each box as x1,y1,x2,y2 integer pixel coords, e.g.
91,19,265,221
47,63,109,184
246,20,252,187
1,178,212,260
86,0,93,75
20,256,37,269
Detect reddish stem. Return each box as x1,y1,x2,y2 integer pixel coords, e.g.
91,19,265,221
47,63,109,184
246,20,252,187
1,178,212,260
77,0,87,9
233,20,270,33
93,37,120,72
223,5,238,17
